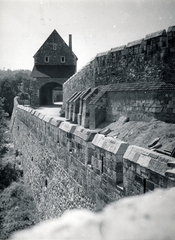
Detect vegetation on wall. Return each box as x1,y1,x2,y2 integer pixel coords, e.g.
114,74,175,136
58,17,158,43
0,97,8,155
0,181,37,239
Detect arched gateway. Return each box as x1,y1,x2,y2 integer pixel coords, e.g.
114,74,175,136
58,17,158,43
30,30,78,106
39,82,62,105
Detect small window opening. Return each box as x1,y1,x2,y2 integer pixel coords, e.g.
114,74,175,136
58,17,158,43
61,56,65,63
31,157,33,162
45,179,48,188
45,56,49,63
69,149,72,153
101,156,104,173
144,178,146,193
18,126,19,131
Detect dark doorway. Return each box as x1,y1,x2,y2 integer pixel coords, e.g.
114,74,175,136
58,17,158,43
39,82,62,106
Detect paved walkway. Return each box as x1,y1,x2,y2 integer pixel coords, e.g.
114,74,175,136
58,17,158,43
35,103,64,118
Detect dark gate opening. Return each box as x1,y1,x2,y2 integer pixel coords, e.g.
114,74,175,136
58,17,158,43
39,82,62,106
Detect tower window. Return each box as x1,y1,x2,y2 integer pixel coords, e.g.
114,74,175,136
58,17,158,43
44,56,49,63
61,56,65,63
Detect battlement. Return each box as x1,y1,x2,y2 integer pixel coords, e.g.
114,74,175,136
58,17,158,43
63,25,175,107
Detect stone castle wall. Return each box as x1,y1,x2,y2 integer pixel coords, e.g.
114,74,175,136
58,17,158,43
11,98,175,221
63,26,175,107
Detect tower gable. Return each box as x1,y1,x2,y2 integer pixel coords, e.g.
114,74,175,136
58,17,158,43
33,30,77,66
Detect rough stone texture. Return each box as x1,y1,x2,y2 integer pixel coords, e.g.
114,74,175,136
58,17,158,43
63,59,96,108
11,99,175,221
63,25,175,109
10,187,175,240
123,145,175,196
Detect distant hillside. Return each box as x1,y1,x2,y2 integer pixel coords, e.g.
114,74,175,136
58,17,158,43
0,69,31,80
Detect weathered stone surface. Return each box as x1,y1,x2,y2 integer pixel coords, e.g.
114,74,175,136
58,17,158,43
165,169,175,178
11,188,175,240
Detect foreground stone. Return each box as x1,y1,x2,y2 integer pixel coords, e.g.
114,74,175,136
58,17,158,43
11,188,175,240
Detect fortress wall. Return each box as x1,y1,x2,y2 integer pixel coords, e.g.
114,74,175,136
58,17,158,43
63,26,175,107
63,59,96,107
11,98,175,221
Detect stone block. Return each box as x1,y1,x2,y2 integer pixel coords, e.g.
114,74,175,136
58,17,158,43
136,165,141,175
137,154,151,167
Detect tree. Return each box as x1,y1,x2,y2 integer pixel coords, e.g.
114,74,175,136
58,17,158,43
18,92,29,105
0,98,8,155
0,70,32,116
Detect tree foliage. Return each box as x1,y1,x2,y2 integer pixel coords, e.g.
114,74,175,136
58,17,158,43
0,162,23,190
0,98,8,155
0,69,32,116
0,182,37,239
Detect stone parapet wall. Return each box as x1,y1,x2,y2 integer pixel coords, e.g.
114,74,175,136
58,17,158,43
123,145,175,196
11,99,175,221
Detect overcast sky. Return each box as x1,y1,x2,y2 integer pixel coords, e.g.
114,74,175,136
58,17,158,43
0,0,175,71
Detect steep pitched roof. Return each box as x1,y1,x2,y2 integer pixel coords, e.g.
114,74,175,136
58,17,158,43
33,29,77,60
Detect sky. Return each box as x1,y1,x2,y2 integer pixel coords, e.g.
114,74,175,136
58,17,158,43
0,0,175,71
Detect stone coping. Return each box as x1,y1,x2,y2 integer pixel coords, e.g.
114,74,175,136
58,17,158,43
59,121,77,134
73,125,97,142
124,145,175,176
92,134,129,155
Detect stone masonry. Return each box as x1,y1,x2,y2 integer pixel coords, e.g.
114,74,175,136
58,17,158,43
11,98,175,221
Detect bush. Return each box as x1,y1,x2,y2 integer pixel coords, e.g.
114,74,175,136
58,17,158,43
0,162,23,191
0,182,37,239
